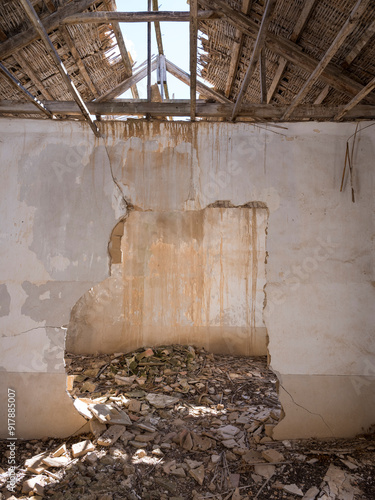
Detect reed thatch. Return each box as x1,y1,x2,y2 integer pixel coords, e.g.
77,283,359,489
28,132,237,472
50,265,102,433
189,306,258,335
198,0,375,108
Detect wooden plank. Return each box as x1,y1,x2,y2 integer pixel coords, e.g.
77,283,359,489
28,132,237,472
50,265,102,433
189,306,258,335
62,10,218,24
1,99,375,120
166,59,232,104
289,0,317,43
334,76,375,120
314,84,330,104
96,58,158,102
152,0,170,100
0,0,98,61
343,19,375,68
190,0,198,120
12,50,54,100
267,58,286,103
282,0,370,120
0,62,54,118
267,0,317,102
59,25,99,98
259,48,267,103
19,0,100,136
198,0,375,105
231,0,277,120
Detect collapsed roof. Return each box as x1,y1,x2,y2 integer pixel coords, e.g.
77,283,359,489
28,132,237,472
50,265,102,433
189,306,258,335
0,0,374,127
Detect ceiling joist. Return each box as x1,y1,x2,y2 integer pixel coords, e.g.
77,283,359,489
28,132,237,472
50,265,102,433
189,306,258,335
61,10,219,24
231,0,277,120
267,0,318,103
1,100,375,121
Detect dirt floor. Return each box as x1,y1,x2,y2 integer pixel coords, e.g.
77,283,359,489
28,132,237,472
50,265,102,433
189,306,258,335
0,345,374,500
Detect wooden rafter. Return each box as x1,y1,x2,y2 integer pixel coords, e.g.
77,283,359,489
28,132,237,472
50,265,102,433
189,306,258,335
152,0,169,100
190,0,198,120
224,0,253,98
1,100,375,121
259,48,267,104
12,50,53,100
165,59,231,104
0,62,54,118
62,10,218,24
198,0,375,106
0,0,98,61
231,0,277,120
59,25,100,98
343,19,375,68
282,0,370,120
334,76,375,121
19,0,100,137
103,0,138,99
96,58,158,102
267,0,317,103
314,85,330,105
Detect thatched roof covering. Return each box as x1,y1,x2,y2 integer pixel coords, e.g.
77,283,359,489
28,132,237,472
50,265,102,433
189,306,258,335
0,0,374,124
0,1,128,106
198,0,375,108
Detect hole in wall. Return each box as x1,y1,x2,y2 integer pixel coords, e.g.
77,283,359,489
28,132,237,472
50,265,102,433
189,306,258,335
64,202,283,438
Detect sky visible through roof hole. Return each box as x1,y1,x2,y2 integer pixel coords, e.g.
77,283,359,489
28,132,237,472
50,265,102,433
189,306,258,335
116,0,207,100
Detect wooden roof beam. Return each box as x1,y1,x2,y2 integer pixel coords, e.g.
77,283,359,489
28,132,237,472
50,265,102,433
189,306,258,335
231,0,277,120
103,0,137,99
96,58,158,102
152,0,170,100
314,84,330,104
343,19,375,68
259,48,267,103
59,25,100,98
190,0,198,120
19,0,100,137
0,61,54,118
2,100,375,121
198,0,375,105
43,0,100,99
334,76,375,121
267,0,317,103
0,0,98,61
166,59,232,104
282,0,371,120
12,50,54,100
224,0,253,98
62,10,219,24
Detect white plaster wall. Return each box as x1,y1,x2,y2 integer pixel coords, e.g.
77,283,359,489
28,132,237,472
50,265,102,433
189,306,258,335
0,118,374,439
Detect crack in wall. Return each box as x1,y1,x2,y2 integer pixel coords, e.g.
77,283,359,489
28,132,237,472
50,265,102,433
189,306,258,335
279,381,335,438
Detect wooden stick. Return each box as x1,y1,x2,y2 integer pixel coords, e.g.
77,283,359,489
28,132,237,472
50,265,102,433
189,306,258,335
231,0,277,120
190,0,198,120
0,62,54,119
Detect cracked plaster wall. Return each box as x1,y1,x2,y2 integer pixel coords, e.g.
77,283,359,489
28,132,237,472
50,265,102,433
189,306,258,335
0,118,374,439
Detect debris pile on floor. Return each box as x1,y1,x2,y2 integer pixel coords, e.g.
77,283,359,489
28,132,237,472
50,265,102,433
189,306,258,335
0,345,374,499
